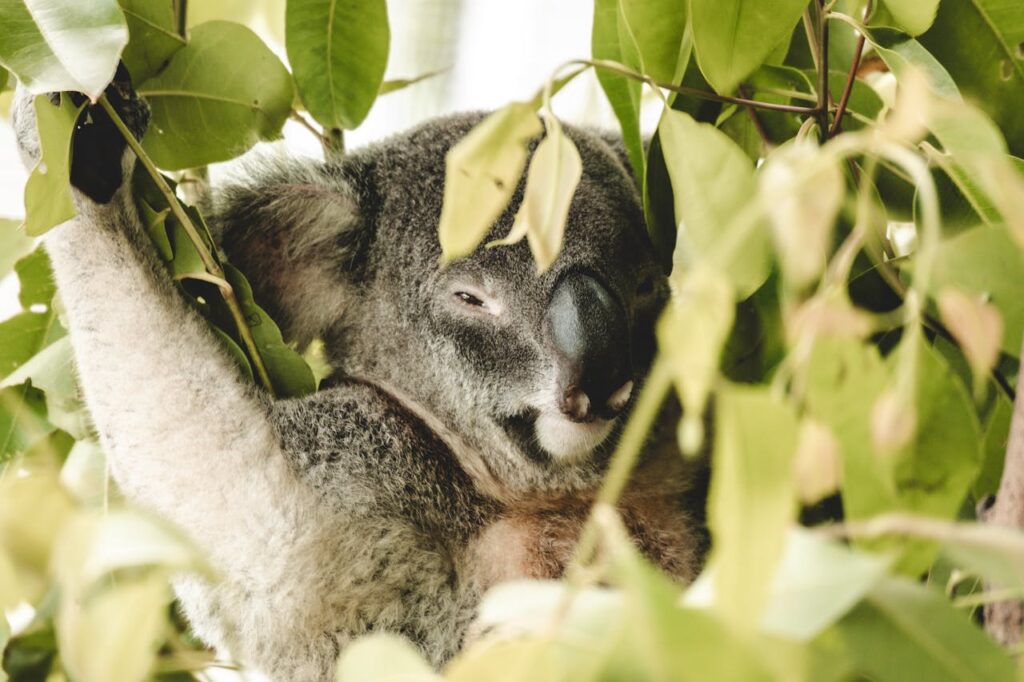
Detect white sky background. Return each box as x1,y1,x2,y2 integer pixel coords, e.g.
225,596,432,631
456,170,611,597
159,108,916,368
0,0,625,320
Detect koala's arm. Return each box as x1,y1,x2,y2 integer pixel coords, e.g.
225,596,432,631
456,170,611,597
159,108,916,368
12,83,317,569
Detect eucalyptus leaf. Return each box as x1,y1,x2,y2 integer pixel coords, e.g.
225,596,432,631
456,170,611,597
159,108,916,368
619,0,688,83
690,0,808,94
592,0,646,187
929,225,1024,356
138,21,294,169
23,94,86,236
118,0,186,82
0,382,51,461
286,0,390,131
335,634,438,682
15,246,55,309
0,0,127,98
878,0,940,36
919,0,1024,156
833,577,1015,682
437,103,542,263
709,384,799,627
0,218,33,279
659,109,770,296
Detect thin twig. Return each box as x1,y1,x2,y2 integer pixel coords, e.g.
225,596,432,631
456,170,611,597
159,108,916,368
828,0,871,137
737,85,772,148
817,1,831,141
588,58,822,115
98,95,277,396
289,110,329,146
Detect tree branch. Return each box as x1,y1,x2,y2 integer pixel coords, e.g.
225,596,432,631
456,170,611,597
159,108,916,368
99,95,277,396
982,332,1024,646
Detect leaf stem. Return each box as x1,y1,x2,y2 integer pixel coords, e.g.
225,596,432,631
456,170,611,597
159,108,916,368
98,94,277,396
816,1,831,141
828,0,871,137
585,58,823,115
172,0,187,39
570,354,672,568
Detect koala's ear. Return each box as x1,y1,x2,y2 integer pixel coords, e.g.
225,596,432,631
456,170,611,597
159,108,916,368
211,152,375,347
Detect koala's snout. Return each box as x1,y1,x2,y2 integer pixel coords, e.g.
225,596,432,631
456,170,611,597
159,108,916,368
545,272,633,422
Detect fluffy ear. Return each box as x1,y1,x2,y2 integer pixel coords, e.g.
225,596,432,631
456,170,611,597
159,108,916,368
211,152,375,347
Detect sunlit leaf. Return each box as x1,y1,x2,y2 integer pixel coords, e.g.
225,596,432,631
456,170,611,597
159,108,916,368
0,218,33,279
619,0,688,83
657,267,734,454
438,103,542,263
23,95,86,236
919,0,1024,156
0,0,127,98
118,0,185,82
793,419,843,505
937,288,1003,391
833,577,1015,681
690,0,807,94
869,29,960,101
286,0,389,130
335,634,437,682
592,0,646,187
59,440,107,507
0,456,74,574
878,0,940,36
929,225,1024,356
490,117,582,273
659,109,769,296
138,21,293,169
709,384,799,626
760,140,844,289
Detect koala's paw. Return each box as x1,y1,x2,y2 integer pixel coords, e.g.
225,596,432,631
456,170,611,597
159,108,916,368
12,63,150,205
69,63,151,204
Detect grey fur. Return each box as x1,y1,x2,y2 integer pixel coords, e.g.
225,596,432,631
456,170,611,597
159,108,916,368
14,88,703,680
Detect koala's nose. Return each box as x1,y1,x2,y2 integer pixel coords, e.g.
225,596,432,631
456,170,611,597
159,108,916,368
545,272,633,422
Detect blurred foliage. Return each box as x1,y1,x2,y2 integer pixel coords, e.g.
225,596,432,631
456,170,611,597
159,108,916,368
2,0,1024,680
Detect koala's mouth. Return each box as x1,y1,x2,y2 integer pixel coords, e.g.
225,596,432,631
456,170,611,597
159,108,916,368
499,408,620,466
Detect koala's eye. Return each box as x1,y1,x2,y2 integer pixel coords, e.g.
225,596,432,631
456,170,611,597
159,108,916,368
455,291,485,307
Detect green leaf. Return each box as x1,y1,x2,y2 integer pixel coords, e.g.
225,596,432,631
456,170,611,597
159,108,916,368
0,218,33,279
869,29,960,100
929,225,1024,356
592,0,646,188
138,21,294,170
975,390,1011,498
0,313,62,380
685,528,889,642
919,0,1024,156
118,0,186,82
286,0,390,131
437,103,542,262
690,0,808,94
659,109,770,296
23,94,86,237
709,384,798,626
489,118,582,273
0,383,51,461
335,634,437,682
3,338,90,440
833,577,1015,682
619,0,688,83
878,0,940,36
0,0,127,98
15,246,56,309
223,264,316,398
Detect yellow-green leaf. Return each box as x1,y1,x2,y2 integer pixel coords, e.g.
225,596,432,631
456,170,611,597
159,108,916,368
23,95,86,236
438,103,542,263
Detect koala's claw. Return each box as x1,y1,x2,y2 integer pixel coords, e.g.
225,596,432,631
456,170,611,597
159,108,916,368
63,62,151,204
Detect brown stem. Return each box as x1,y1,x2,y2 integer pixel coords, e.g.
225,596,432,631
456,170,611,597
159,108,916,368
588,59,822,115
828,33,865,137
172,0,187,39
816,1,831,141
828,0,871,137
99,95,277,396
982,333,1024,646
737,85,772,148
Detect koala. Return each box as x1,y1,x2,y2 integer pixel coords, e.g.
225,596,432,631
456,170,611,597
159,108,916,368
13,73,705,680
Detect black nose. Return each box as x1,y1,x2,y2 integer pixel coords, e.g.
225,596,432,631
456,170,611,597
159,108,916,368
545,271,633,422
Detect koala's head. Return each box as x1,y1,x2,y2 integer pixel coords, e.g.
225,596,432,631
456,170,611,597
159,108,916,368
217,113,668,494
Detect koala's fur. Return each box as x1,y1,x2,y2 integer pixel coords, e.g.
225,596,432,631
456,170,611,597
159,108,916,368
13,82,705,680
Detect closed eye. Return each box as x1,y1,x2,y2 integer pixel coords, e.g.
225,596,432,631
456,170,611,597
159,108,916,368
455,291,485,307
